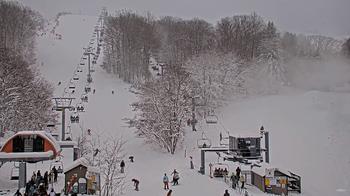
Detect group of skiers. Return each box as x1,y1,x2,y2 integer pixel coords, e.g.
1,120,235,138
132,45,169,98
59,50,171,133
230,167,246,190
17,167,59,196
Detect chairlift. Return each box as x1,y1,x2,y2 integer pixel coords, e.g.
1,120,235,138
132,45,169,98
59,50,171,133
50,159,64,174
205,114,218,124
83,56,87,60
70,113,79,123
197,132,212,148
77,68,83,73
81,95,88,102
212,162,229,178
85,86,91,93
76,104,85,112
73,75,79,81
10,162,19,180
69,84,75,89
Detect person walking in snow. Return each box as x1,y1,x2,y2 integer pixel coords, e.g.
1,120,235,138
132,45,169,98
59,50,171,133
120,160,125,173
239,174,245,189
190,156,194,169
236,166,241,178
163,173,169,190
171,169,179,185
223,189,230,196
167,189,172,196
52,166,58,183
132,178,139,191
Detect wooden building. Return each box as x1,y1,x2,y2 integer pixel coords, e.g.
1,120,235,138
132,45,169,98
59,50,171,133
251,163,301,195
64,157,100,195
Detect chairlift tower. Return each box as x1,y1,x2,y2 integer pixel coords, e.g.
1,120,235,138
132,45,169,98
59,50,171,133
52,97,75,141
84,47,94,83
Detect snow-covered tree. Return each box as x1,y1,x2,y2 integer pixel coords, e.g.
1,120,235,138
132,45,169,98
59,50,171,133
132,65,191,154
101,136,126,196
0,49,55,135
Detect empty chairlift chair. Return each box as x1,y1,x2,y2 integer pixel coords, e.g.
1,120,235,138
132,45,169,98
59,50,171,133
205,114,218,124
10,162,19,180
73,74,79,81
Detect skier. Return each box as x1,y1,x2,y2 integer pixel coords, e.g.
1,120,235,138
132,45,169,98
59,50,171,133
163,173,169,190
58,81,61,86
112,90,114,94
236,166,241,178
93,89,96,94
167,189,172,196
240,175,245,189
131,178,139,191
190,156,194,169
171,169,179,185
223,189,230,196
120,160,125,173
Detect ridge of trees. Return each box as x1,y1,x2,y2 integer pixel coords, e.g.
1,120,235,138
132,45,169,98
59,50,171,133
0,1,55,135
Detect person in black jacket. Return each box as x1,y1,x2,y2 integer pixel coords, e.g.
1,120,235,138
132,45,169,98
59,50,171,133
132,179,139,191
120,160,125,173
224,189,230,196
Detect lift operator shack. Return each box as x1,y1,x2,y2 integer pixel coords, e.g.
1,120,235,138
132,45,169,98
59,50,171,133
226,134,266,163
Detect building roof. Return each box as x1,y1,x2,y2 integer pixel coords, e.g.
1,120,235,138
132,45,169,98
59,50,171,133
64,157,100,174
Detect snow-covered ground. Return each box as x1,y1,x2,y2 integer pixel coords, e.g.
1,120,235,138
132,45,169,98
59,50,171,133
1,13,349,196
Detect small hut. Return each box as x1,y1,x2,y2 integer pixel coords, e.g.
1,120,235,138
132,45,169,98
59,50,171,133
64,157,100,195
251,163,301,195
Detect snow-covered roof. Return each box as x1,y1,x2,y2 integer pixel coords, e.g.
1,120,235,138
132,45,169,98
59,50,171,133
64,157,100,174
0,151,54,162
0,131,60,153
230,131,263,138
251,162,292,177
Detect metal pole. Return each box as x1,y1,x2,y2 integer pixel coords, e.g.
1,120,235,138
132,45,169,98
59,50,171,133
191,97,196,131
199,150,205,174
87,52,92,83
265,131,270,163
62,109,65,141
18,162,26,189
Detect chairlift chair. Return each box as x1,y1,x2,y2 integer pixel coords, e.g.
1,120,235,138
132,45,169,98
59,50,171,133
10,162,19,180
212,162,229,178
76,103,85,112
205,114,218,124
70,113,79,123
50,159,64,174
73,75,79,81
85,86,91,93
80,62,85,66
69,84,75,89
81,95,88,102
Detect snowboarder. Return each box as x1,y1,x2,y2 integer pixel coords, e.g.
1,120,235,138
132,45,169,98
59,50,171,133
171,169,179,185
236,166,241,178
132,178,139,191
167,189,172,196
223,189,230,196
120,160,125,173
240,175,245,189
163,173,169,190
190,156,194,169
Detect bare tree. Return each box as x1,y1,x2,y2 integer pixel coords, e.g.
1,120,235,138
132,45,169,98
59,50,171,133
101,136,126,196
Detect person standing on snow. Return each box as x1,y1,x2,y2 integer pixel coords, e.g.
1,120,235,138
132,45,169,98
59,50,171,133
236,166,241,178
240,174,245,189
190,156,194,169
120,160,125,173
167,189,172,196
132,178,139,191
163,173,169,190
223,189,230,196
171,169,179,185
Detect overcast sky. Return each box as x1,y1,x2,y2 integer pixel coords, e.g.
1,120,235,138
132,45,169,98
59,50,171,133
16,0,350,38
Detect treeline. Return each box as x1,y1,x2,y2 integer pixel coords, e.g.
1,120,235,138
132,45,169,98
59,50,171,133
0,1,55,135
103,10,348,154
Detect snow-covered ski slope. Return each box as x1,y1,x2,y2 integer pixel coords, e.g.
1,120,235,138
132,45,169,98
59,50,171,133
1,13,349,196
